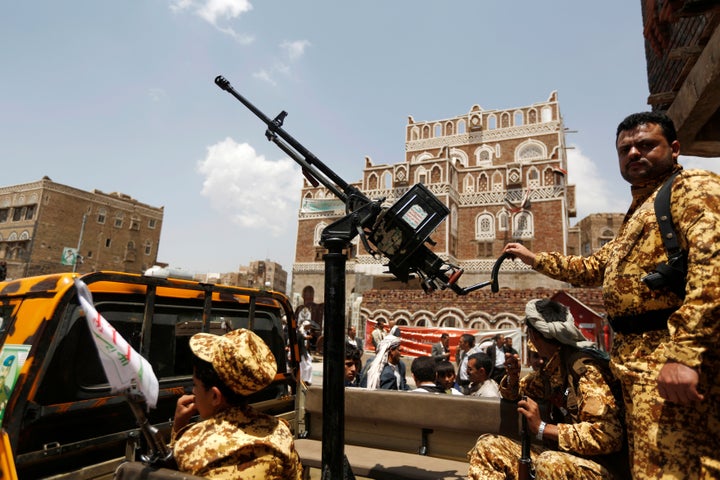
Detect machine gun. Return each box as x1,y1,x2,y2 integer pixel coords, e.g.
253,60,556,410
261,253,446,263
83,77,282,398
214,75,510,295
215,74,511,480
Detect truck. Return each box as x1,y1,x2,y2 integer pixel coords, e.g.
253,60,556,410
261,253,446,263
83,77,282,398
0,270,300,479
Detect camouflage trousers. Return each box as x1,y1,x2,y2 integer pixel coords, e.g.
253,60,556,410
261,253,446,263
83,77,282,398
467,433,615,480
617,373,720,479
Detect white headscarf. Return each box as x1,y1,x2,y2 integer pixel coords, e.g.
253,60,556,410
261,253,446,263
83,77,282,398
525,299,595,349
364,335,401,390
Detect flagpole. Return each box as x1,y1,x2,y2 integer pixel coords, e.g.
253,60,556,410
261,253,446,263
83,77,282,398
73,214,87,273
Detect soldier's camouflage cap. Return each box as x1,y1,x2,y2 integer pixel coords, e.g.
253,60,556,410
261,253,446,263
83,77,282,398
189,328,277,396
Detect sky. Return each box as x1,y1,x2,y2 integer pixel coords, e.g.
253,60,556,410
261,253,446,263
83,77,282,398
2,1,718,285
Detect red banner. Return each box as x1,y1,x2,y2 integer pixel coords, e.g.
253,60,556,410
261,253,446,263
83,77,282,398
364,320,520,361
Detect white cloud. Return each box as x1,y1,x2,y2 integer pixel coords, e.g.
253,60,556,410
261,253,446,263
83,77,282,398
567,147,628,218
147,88,166,102
197,138,303,236
253,40,310,86
252,69,276,86
169,0,254,43
679,155,720,173
281,40,311,61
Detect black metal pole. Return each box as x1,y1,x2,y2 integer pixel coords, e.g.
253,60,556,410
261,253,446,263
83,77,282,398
321,237,347,480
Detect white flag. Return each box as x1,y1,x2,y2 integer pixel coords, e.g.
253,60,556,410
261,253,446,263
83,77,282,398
74,278,159,409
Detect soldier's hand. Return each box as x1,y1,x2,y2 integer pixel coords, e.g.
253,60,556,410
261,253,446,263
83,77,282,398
517,396,541,433
657,361,704,405
502,243,536,266
173,394,198,433
504,353,521,379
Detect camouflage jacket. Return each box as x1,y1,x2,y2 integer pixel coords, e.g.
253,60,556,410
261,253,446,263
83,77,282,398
173,404,302,480
499,349,624,456
534,167,720,376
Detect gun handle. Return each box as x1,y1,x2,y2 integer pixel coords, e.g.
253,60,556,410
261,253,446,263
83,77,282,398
518,458,533,480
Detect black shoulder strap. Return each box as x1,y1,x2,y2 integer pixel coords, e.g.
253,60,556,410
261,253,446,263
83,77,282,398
654,172,682,256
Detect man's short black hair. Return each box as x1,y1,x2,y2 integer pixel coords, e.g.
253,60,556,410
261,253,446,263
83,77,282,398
460,333,475,347
345,343,361,361
435,360,456,377
440,333,449,340
467,352,492,374
616,111,677,144
411,356,437,383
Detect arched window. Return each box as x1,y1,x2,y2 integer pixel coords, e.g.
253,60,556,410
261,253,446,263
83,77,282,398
314,222,328,246
451,205,458,236
457,119,466,134
464,175,475,193
434,124,442,137
501,112,510,128
410,126,420,141
415,167,428,185
487,115,497,130
476,213,495,240
527,167,540,187
516,140,547,163
491,172,503,191
367,173,378,190
541,106,552,123
513,212,533,239
514,110,524,126
498,211,509,231
382,171,392,189
528,109,537,124
478,173,489,192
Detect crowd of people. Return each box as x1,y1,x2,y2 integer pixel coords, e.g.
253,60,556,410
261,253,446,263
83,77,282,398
163,112,717,480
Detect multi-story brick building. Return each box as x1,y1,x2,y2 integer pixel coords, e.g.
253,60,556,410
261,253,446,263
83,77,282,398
293,92,577,308
196,259,288,293
0,177,163,279
575,213,626,257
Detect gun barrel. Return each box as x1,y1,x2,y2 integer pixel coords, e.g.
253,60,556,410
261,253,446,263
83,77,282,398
214,75,359,204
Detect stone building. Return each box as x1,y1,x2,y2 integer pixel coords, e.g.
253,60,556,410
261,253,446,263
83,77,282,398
575,213,626,256
195,259,288,293
0,177,163,279
293,92,578,309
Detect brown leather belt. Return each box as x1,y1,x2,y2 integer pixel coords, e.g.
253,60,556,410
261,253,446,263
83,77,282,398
608,308,677,335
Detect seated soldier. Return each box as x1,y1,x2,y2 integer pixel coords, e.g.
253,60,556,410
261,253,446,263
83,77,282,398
468,299,628,480
171,328,302,479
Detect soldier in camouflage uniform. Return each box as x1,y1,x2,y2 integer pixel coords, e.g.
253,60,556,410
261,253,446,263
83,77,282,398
468,299,627,479
503,111,720,479
170,328,302,479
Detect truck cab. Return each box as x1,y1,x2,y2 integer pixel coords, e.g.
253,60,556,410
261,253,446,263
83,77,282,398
0,271,299,480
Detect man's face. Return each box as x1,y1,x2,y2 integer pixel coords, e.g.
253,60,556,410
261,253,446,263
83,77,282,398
495,335,505,347
466,358,486,384
459,338,469,351
616,122,679,186
344,358,358,383
388,345,401,365
441,336,449,347
505,338,512,348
